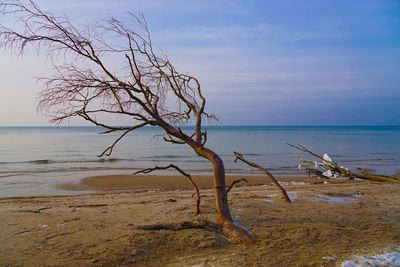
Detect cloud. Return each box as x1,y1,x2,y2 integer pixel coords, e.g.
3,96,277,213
1,0,399,125
157,23,270,43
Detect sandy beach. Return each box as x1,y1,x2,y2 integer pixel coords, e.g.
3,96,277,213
1,0,399,266
1,175,399,266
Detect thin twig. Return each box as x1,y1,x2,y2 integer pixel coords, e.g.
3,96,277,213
234,151,291,203
226,178,248,193
134,164,201,214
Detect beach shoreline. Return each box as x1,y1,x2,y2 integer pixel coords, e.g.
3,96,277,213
57,174,323,193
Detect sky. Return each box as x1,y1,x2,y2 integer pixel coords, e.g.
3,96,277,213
0,0,399,126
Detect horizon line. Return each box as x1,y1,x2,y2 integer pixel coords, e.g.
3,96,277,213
1,124,400,127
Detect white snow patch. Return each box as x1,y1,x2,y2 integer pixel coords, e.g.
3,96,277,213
264,197,273,203
323,170,340,179
290,181,308,186
341,251,400,267
38,224,48,228
288,192,297,202
263,193,278,203
323,153,334,163
297,164,302,170
278,181,308,186
233,216,240,224
313,194,357,205
278,181,290,186
322,256,337,261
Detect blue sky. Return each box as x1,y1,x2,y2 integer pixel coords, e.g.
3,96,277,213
0,0,399,125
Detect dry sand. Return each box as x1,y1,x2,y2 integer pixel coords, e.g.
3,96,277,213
0,175,399,267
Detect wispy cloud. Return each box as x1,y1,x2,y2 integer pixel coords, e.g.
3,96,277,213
158,23,270,42
1,0,399,125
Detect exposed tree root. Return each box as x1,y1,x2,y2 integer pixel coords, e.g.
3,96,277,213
68,204,108,208
234,151,292,203
220,220,255,243
137,219,255,243
15,207,51,213
138,221,222,232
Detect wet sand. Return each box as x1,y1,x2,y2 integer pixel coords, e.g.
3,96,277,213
58,174,322,192
0,176,399,266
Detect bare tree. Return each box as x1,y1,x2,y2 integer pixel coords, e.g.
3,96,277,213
0,0,254,242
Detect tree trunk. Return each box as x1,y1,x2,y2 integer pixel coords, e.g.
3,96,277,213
202,148,231,222
193,146,255,242
160,125,254,242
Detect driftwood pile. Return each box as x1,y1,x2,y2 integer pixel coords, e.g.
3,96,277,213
289,144,400,183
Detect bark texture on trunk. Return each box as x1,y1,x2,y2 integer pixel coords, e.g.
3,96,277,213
162,125,255,242
194,146,232,222
193,146,255,243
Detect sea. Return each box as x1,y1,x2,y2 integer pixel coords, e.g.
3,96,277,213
0,126,399,197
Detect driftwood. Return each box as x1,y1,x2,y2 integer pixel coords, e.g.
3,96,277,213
289,144,400,183
138,221,222,233
233,152,291,203
14,207,51,213
134,164,201,215
137,219,255,243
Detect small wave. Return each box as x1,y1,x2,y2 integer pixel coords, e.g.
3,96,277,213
142,159,206,163
0,181,45,190
236,153,265,156
340,158,396,163
330,155,353,158
140,155,190,159
0,166,138,175
369,152,395,155
96,158,125,163
29,159,56,164
0,158,132,165
0,174,24,179
274,166,298,170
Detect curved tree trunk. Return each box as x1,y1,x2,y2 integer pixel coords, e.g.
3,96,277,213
202,148,231,222
193,146,255,242
160,124,254,242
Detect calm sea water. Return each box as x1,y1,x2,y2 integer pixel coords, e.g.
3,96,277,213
0,126,399,197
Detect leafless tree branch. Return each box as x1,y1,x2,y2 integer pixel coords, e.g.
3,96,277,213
134,164,201,214
234,151,291,203
98,122,149,157
226,178,248,193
